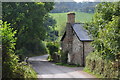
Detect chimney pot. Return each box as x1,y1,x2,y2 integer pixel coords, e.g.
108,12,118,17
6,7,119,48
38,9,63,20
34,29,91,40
67,12,75,24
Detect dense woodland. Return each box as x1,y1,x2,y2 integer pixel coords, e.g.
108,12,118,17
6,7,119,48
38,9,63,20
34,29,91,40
2,2,55,79
2,2,56,57
51,2,100,13
1,1,120,79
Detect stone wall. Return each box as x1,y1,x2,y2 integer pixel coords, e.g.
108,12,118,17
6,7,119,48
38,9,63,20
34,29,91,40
66,23,73,53
84,42,93,65
71,34,83,66
61,33,68,52
61,23,72,52
61,23,93,67
68,33,93,66
61,12,94,66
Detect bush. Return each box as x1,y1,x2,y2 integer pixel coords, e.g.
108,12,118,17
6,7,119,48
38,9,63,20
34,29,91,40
16,40,47,58
3,52,37,79
2,21,37,79
60,50,68,64
85,52,119,78
15,62,37,79
46,42,59,61
84,2,120,78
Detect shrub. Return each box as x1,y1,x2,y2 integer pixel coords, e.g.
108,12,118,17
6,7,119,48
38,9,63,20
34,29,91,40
84,2,120,78
15,62,37,79
46,42,59,61
60,50,68,64
85,52,119,78
3,52,37,79
2,21,37,79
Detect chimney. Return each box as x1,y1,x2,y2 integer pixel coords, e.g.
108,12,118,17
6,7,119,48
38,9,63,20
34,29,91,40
67,12,75,24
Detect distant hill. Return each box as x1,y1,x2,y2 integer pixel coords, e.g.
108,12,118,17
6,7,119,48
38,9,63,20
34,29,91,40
50,12,93,36
51,2,100,13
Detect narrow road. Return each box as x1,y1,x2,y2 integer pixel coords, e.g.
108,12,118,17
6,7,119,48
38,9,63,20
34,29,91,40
28,55,95,78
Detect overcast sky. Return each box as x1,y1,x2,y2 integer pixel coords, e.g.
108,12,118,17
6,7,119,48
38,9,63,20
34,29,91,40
1,0,120,2
74,0,94,2
73,0,120,2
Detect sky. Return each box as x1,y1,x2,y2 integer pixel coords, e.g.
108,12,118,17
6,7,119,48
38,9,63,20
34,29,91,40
73,0,120,2
74,0,95,2
1,0,119,2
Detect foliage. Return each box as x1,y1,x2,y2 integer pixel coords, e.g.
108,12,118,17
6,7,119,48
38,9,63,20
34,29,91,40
84,2,120,78
15,62,37,79
85,52,119,78
2,2,54,56
46,42,59,61
60,50,68,64
46,42,59,55
2,22,37,79
84,2,120,60
2,22,16,54
2,22,17,61
44,16,59,41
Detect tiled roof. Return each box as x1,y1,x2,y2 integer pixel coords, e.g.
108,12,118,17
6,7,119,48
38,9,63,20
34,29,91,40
72,23,93,41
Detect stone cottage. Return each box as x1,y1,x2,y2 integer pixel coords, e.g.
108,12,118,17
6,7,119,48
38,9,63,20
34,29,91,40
61,12,93,67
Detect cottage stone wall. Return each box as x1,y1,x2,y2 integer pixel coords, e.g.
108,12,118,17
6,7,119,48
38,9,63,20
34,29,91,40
84,42,93,65
62,30,93,66
72,34,83,66
62,23,73,53
61,13,93,67
66,23,73,53
61,34,68,52
67,33,93,66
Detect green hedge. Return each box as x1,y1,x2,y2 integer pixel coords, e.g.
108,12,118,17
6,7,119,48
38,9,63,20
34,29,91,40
46,42,59,61
85,52,119,78
2,21,37,79
2,51,37,79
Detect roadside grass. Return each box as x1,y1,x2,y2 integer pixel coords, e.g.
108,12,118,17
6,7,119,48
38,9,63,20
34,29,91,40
55,62,81,67
84,67,102,78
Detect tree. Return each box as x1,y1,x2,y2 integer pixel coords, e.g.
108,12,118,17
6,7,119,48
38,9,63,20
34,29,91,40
1,21,37,79
2,2,54,56
85,2,120,60
43,15,59,41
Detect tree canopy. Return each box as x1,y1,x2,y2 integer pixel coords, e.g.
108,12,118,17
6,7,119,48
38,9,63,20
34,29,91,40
1,21,37,79
85,2,120,60
2,2,55,56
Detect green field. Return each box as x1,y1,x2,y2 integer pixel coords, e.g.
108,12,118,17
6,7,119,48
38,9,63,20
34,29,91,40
50,12,93,40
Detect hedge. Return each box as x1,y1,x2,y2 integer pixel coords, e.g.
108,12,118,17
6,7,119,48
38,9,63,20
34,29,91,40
85,52,119,78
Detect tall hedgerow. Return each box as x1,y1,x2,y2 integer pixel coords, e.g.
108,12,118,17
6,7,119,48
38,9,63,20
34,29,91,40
84,2,120,60
2,21,37,79
84,2,120,78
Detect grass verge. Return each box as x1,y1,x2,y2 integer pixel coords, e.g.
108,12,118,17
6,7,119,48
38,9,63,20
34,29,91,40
84,67,102,78
55,62,80,67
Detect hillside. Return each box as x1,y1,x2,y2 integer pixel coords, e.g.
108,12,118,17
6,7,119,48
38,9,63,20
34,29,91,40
50,12,94,36
51,2,100,13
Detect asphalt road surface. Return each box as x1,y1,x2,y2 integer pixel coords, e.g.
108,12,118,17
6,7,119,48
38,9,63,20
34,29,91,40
28,55,95,79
